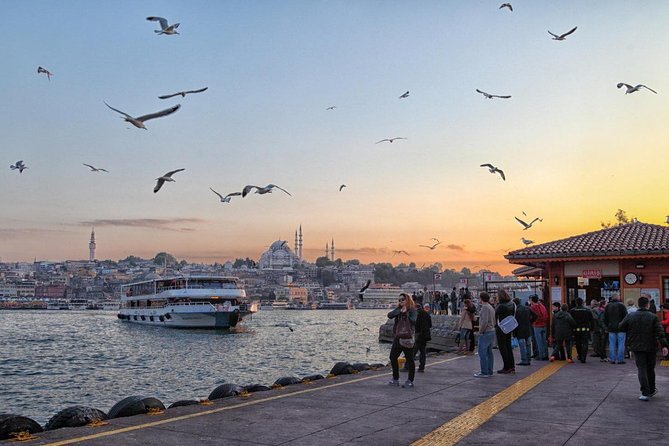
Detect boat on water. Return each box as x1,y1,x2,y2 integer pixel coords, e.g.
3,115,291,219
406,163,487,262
46,299,70,310
117,276,254,328
318,301,353,310
68,298,89,311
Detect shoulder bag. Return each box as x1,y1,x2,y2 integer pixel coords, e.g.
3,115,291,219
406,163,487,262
498,303,518,334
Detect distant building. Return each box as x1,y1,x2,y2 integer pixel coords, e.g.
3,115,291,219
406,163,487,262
89,228,96,262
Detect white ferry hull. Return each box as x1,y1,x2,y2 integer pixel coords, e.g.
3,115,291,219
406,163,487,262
118,308,242,329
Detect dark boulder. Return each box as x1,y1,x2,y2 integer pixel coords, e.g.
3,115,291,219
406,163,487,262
242,384,271,393
167,400,199,409
330,362,355,376
108,396,146,419
273,376,301,387
45,406,108,431
0,414,43,440
301,374,324,382
208,383,243,400
351,363,371,372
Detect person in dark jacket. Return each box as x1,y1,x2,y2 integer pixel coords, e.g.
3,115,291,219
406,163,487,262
513,297,532,366
551,303,576,362
495,289,516,374
387,293,417,388
618,295,669,401
603,293,628,364
414,303,432,372
570,297,595,363
590,299,608,361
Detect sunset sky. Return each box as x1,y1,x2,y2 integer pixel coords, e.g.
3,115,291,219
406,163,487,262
2,1,668,274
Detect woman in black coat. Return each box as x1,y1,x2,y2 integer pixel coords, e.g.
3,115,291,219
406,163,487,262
513,297,533,365
495,290,516,373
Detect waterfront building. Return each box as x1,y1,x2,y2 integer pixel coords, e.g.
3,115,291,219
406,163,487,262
274,284,309,304
506,221,669,306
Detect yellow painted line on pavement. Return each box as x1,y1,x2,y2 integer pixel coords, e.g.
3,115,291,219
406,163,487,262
412,361,566,446
43,356,463,446
660,360,669,367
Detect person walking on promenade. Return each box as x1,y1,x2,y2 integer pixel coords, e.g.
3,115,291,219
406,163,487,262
450,287,458,315
529,295,549,360
495,290,516,374
415,303,432,372
388,293,417,388
618,295,669,401
513,297,532,366
456,298,475,355
590,299,608,361
474,292,496,378
603,293,628,364
570,297,594,363
660,302,669,359
551,303,576,362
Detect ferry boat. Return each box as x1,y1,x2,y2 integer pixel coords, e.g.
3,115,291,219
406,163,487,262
318,301,353,310
68,298,89,311
47,299,70,310
117,276,253,329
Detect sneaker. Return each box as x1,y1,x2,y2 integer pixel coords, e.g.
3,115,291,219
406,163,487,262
649,389,657,398
567,358,574,363
388,379,399,386
474,372,491,378
402,380,414,388
549,356,555,362
600,358,609,362
639,395,650,401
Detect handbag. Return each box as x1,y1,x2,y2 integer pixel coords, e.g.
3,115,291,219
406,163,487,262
399,337,415,348
498,303,518,334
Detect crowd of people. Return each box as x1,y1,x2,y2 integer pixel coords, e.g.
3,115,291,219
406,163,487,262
386,289,669,401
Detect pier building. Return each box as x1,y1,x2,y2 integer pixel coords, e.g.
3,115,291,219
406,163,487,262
506,221,669,306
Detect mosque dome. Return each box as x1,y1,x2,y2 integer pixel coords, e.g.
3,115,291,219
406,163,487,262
259,240,297,269
269,240,290,251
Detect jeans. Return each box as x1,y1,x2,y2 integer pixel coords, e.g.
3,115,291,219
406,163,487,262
478,331,495,375
532,326,548,359
390,338,415,381
517,336,531,363
633,351,657,396
608,332,626,363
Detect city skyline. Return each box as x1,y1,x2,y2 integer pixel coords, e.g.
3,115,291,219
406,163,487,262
2,1,669,275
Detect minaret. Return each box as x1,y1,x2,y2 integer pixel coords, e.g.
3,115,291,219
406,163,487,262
294,229,298,263
325,242,329,259
298,225,303,260
89,228,96,262
331,238,335,261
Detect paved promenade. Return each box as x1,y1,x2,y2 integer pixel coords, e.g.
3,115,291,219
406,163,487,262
13,351,669,446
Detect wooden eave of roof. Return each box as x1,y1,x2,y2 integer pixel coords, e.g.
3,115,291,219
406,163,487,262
506,252,669,266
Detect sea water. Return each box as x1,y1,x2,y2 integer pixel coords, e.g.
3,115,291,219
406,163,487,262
0,309,390,425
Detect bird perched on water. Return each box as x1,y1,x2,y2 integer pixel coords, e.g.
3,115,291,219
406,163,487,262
616,83,657,95
339,184,347,191
146,16,180,35
514,216,542,230
326,106,336,110
499,3,513,11
10,160,28,173
521,237,534,246
476,89,511,99
104,102,180,130
153,168,185,193
480,163,506,180
548,26,577,40
242,184,291,197
209,188,241,203
82,163,108,173
37,66,53,81
399,91,410,99
376,137,407,144
158,87,208,99
419,240,442,250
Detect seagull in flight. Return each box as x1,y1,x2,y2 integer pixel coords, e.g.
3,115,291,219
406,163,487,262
548,26,577,41
514,216,542,230
146,16,180,35
242,184,291,197
392,250,410,257
521,237,534,246
419,240,442,250
476,89,511,99
10,160,28,173
326,106,336,110
480,163,506,180
37,66,53,81
499,3,513,11
82,163,108,173
158,87,208,99
104,102,180,129
153,168,185,193
209,187,241,203
399,91,410,99
339,184,347,191
616,83,657,95
358,279,372,301
376,137,407,144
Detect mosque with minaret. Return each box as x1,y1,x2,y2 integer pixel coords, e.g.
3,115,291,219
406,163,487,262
258,226,335,269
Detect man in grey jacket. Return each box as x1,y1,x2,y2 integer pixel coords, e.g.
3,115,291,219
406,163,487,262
618,294,669,401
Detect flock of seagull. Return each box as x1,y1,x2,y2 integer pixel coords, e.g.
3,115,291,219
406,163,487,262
11,5,662,260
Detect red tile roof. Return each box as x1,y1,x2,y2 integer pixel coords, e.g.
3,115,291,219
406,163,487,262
506,222,669,261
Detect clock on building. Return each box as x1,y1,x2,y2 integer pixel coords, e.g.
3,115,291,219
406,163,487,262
624,272,638,285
